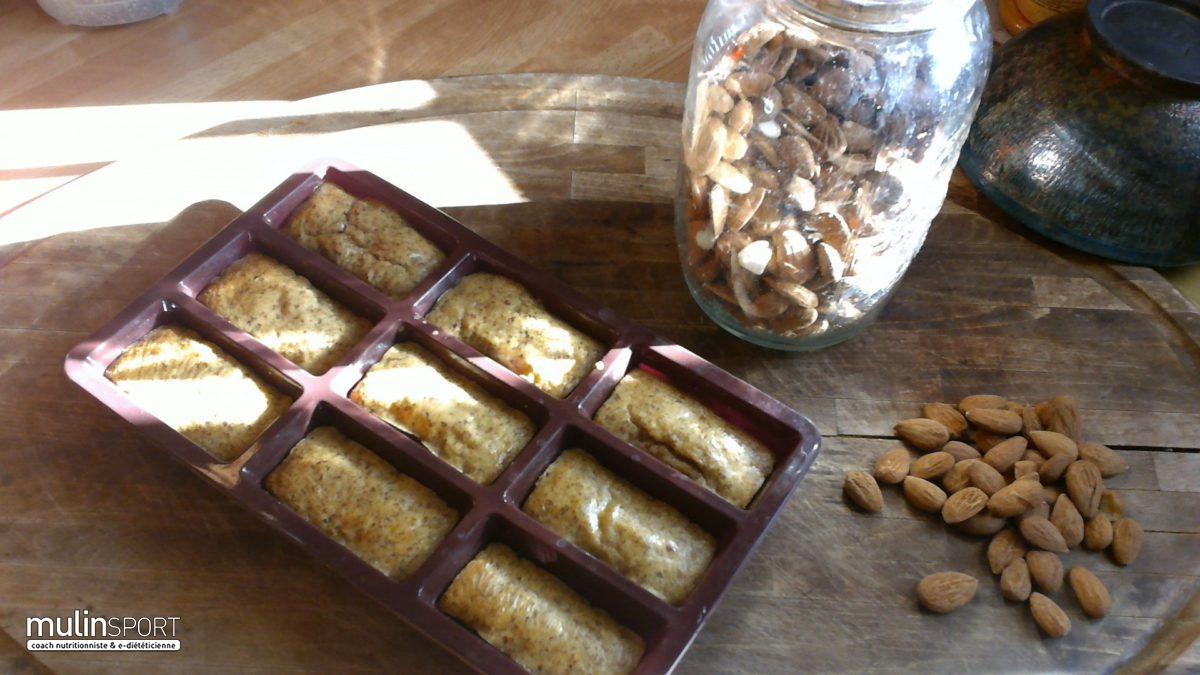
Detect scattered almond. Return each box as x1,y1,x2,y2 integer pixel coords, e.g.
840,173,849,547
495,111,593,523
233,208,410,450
982,436,1027,473
1065,460,1103,518
1030,592,1071,638
1037,395,1081,441
966,408,1023,436
1084,515,1114,551
1029,430,1078,461
1069,567,1112,619
923,402,968,439
955,512,1008,537
844,471,883,513
1079,442,1129,477
943,459,977,494
1038,452,1072,483
942,440,981,462
894,418,950,452
987,529,1027,575
1050,494,1085,549
1020,405,1043,438
989,479,1044,518
917,572,978,614
968,460,1006,496
1020,516,1069,554
1111,518,1143,566
903,476,947,513
959,395,1006,412
1027,550,1064,593
973,431,1007,453
943,487,988,524
910,451,954,480
1100,490,1125,519
1000,558,1032,602
873,447,911,485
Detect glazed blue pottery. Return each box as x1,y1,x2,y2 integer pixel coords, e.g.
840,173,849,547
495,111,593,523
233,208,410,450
961,0,1200,266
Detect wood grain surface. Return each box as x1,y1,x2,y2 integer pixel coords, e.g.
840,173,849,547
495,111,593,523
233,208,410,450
0,74,1197,673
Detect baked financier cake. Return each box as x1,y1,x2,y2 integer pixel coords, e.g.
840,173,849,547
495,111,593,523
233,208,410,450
283,182,444,299
426,273,604,398
524,449,716,603
198,254,371,374
105,325,292,461
440,544,643,675
266,426,457,578
349,342,534,483
595,370,774,508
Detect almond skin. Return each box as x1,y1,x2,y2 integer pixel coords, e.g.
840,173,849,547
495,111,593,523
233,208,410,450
1037,395,1081,441
1084,515,1114,551
988,529,1027,575
1021,449,1046,466
942,459,977,493
1038,452,1073,483
1023,500,1051,523
1013,460,1039,479
1051,493,1085,549
1100,490,1125,519
903,476,947,513
923,402,968,439
982,436,1027,473
1000,558,1032,602
1079,442,1129,477
968,460,1006,496
942,440,981,462
966,408,1023,435
1027,551,1064,593
916,572,978,614
910,451,955,480
1020,516,1069,554
844,471,883,513
873,447,911,485
942,487,988,524
954,512,1008,537
973,431,1007,453
1069,566,1112,619
1029,430,1079,461
1112,518,1143,566
894,418,950,452
989,479,1044,518
1021,405,1043,438
1030,592,1072,638
959,394,1006,412
1065,460,1103,518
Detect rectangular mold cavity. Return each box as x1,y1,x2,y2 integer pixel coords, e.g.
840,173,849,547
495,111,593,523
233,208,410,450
64,160,821,675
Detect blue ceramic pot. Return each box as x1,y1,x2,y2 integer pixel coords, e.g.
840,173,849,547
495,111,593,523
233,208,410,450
961,0,1200,266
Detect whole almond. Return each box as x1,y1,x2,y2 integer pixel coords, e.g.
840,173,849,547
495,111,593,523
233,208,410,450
1084,515,1114,551
1027,550,1064,592
1037,395,1082,441
1038,452,1073,483
873,447,911,485
1051,494,1085,548
943,459,978,493
1021,449,1046,466
1029,430,1079,461
1100,490,1125,519
903,476,947,513
959,394,1006,412
1069,566,1112,619
1021,404,1043,438
989,479,1044,518
1020,516,1069,553
923,402,968,439
988,529,1027,575
916,572,978,613
1079,442,1129,477
844,471,883,513
1030,592,1071,638
911,451,955,480
1000,558,1032,602
966,408,1023,435
982,436,1027,473
943,487,988,524
954,512,1008,537
894,418,949,452
974,431,1006,453
943,440,981,462
1065,460,1103,517
968,461,1006,496
1111,518,1143,566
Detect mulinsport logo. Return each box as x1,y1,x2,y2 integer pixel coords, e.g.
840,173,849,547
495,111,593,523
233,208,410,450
26,609,181,652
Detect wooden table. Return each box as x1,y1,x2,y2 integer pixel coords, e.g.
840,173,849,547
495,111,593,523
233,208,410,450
1,73,1198,674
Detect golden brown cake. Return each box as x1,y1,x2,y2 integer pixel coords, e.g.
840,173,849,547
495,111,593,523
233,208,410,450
524,449,716,603
349,342,534,483
105,325,292,461
439,544,643,675
198,254,371,374
594,370,774,508
283,182,444,299
265,426,457,578
425,273,604,398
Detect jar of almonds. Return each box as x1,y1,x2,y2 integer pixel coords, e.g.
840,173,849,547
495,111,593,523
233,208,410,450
678,0,991,350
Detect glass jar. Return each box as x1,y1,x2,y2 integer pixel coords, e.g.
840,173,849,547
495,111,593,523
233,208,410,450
677,0,991,350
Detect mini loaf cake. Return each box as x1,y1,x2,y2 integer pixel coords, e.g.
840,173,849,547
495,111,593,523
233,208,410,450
266,426,457,578
595,370,774,508
105,325,292,461
349,342,535,484
524,449,716,604
426,273,604,398
283,182,444,299
198,254,371,374
440,544,643,675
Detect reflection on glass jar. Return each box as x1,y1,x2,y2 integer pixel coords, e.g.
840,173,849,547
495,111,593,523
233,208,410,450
677,0,992,350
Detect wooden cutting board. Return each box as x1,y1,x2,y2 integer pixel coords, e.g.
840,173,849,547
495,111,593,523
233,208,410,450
0,74,1197,674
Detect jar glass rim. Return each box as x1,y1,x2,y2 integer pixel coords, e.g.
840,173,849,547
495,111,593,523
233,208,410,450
779,0,978,32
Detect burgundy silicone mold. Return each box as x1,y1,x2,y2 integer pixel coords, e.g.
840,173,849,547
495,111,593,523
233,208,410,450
64,160,821,674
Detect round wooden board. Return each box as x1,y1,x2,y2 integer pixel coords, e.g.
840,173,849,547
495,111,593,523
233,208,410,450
0,74,1197,673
